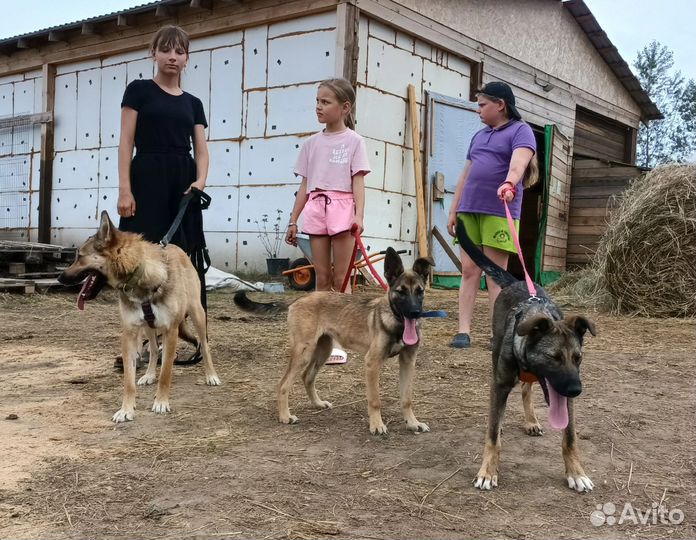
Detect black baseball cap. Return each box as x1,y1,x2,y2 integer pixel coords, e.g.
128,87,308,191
479,81,522,121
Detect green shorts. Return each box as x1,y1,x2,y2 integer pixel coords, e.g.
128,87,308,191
454,212,519,254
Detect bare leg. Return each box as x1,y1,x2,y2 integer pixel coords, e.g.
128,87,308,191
331,230,356,293
482,245,510,324
456,247,483,335
309,235,332,291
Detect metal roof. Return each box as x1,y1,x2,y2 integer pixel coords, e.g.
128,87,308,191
564,0,662,120
0,0,662,121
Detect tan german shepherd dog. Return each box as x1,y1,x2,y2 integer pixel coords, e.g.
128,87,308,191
455,220,596,492
234,248,433,435
58,211,220,423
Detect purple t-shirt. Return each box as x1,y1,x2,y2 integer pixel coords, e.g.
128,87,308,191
457,120,536,219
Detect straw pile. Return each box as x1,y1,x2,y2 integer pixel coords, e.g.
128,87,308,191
597,164,695,317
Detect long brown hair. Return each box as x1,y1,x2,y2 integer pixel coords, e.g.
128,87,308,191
318,78,356,130
150,25,190,56
477,91,538,188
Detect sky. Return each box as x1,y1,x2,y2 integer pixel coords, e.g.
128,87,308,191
0,0,694,80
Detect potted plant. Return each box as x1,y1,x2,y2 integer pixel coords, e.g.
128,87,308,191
256,209,290,277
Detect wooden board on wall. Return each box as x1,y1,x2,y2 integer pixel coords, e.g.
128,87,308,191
566,158,643,265
574,108,634,163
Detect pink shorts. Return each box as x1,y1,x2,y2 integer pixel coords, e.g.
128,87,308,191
302,190,355,237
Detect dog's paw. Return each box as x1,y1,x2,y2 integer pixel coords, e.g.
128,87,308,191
112,409,134,423
524,422,544,436
473,474,498,490
206,374,221,386
567,475,594,492
407,421,430,433
279,414,298,424
314,400,333,410
151,400,171,415
369,422,388,435
137,373,157,386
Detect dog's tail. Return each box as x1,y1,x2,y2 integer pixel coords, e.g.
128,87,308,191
233,290,289,315
455,220,517,289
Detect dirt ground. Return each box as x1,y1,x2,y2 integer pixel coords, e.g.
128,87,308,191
0,285,694,540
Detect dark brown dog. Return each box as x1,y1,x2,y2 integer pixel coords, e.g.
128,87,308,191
234,248,433,435
455,220,596,492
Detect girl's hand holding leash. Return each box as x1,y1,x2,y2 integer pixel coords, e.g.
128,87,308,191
497,181,516,203
285,223,298,246
184,179,206,195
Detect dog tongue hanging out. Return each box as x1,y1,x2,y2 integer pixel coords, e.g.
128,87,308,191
234,247,434,435
454,220,597,493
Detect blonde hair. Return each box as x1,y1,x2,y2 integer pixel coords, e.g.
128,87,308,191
150,25,190,56
318,78,356,129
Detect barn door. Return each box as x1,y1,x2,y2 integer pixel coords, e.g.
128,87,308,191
425,92,480,282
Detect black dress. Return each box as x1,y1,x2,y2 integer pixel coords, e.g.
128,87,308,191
119,79,210,309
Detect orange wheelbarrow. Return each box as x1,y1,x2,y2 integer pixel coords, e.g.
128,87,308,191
282,233,406,291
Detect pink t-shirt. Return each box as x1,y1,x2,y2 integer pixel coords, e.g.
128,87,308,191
294,128,371,192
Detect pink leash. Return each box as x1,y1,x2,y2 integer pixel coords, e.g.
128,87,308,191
501,186,537,297
340,224,388,293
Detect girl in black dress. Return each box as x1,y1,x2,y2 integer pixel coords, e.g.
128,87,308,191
117,25,210,309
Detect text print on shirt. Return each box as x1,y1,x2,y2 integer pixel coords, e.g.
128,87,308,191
329,144,349,165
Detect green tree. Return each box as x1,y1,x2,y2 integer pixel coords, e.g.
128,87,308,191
634,41,696,167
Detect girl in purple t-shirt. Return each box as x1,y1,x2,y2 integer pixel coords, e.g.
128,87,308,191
446,82,538,349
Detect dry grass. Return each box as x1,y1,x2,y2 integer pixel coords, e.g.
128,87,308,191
551,164,696,318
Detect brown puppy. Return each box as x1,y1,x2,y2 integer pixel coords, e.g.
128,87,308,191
234,248,433,435
455,220,597,492
58,211,220,423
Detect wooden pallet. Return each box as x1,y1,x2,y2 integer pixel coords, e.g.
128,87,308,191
0,278,36,294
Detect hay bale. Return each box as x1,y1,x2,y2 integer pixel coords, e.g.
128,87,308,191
597,164,696,317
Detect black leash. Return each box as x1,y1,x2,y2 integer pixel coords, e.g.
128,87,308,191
159,187,211,247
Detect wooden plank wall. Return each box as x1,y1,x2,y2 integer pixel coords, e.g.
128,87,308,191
542,127,572,272
574,108,633,163
567,158,642,265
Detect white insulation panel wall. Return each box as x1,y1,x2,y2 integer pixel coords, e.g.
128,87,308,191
0,73,41,240
4,11,472,271
355,15,471,258
40,13,337,271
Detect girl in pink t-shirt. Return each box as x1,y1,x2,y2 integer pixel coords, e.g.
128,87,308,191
285,78,371,364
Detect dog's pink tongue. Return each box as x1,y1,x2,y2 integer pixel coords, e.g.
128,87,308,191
546,379,568,430
77,277,90,311
403,318,418,345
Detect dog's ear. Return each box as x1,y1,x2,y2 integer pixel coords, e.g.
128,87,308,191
565,315,597,339
412,256,434,283
384,247,405,287
95,210,116,250
517,313,554,338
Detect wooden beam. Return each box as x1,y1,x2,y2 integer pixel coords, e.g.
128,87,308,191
16,38,30,49
335,2,359,83
0,0,340,76
469,60,483,101
81,22,100,35
155,5,173,18
47,31,65,43
117,14,131,27
432,226,462,272
190,0,213,9
38,64,56,244
0,112,52,130
407,84,428,258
